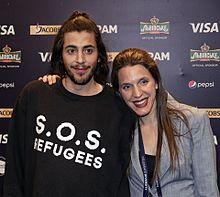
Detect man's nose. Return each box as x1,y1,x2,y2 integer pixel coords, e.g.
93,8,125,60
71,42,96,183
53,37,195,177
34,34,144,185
76,51,85,64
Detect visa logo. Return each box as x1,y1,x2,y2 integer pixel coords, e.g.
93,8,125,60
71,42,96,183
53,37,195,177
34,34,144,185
189,22,219,33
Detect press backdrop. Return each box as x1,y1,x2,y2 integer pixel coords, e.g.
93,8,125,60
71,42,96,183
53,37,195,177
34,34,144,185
0,0,220,194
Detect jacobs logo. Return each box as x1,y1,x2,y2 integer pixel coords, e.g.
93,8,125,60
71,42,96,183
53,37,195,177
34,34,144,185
0,108,13,118
140,16,170,35
30,24,61,35
190,43,220,62
203,108,220,118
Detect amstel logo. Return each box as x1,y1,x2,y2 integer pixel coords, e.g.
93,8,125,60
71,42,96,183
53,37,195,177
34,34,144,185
190,43,220,62
140,16,170,35
0,45,21,63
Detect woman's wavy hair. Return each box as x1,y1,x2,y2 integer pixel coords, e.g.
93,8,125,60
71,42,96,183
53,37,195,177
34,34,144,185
111,48,188,182
50,10,109,85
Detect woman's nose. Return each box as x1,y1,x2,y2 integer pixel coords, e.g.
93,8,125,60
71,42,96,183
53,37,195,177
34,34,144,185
132,86,142,98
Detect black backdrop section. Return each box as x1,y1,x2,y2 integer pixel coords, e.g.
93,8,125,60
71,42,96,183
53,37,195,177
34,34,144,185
1,0,220,194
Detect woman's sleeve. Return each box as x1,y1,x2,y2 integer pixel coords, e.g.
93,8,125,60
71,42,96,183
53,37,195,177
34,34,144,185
192,109,220,197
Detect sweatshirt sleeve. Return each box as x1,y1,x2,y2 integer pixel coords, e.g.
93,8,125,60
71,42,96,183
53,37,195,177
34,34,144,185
3,89,28,197
117,97,136,197
119,105,135,173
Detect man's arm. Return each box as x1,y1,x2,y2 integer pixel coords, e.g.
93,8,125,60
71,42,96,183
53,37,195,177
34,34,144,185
3,92,27,197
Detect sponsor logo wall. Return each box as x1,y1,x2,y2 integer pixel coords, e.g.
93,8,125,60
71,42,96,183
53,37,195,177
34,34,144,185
0,0,220,194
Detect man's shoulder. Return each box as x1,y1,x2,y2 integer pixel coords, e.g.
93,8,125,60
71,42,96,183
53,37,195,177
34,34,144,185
18,80,57,99
23,80,53,91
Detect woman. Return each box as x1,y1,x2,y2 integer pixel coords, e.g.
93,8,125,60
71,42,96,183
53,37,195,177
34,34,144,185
111,48,219,197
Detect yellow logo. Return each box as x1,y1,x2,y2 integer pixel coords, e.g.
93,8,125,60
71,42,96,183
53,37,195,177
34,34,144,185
30,25,61,35
202,108,220,118
0,108,13,118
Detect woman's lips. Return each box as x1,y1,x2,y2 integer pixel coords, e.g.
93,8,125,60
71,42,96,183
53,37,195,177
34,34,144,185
133,98,148,108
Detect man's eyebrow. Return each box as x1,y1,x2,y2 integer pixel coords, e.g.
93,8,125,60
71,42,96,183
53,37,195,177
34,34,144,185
83,45,96,48
64,45,76,49
64,45,96,49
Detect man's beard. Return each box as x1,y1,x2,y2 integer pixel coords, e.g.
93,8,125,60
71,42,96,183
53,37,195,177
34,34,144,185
65,64,97,85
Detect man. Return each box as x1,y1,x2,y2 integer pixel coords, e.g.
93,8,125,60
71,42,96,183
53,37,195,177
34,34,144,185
3,11,134,197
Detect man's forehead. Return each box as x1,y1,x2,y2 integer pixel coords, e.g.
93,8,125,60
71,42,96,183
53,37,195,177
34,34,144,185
64,31,96,39
63,31,97,47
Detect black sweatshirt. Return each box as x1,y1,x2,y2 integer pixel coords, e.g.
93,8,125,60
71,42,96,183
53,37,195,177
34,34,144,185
3,79,135,197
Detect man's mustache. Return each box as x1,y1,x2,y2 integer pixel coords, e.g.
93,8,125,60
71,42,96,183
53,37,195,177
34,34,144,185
69,64,91,69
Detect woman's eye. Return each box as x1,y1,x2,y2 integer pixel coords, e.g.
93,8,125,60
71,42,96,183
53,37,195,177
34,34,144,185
122,84,131,90
140,79,148,85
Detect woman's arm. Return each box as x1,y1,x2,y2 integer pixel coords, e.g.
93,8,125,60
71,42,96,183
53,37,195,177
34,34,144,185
192,109,219,196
